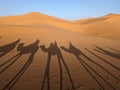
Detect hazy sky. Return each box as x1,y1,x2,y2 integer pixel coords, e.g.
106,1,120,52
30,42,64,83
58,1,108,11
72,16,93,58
0,0,120,20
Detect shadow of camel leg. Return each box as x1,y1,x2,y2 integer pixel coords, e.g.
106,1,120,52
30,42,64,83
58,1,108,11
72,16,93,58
0,53,20,67
41,54,51,90
0,54,21,74
81,52,120,81
78,56,115,90
85,48,120,71
2,53,35,90
57,55,63,90
0,52,7,58
59,54,75,90
75,55,104,90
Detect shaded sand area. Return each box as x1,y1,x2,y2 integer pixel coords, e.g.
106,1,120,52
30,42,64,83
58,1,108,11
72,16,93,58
0,13,120,90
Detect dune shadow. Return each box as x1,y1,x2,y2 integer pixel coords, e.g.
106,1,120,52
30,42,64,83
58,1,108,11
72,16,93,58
2,39,39,90
40,41,75,90
93,45,120,59
0,39,20,58
61,42,117,90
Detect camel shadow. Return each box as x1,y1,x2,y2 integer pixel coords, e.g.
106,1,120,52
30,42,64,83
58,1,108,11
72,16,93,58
93,45,120,59
61,42,117,90
40,41,75,90
0,39,20,58
1,39,39,90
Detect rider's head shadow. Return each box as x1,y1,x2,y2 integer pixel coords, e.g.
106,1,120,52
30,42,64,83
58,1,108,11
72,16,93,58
60,42,82,58
40,41,60,56
0,39,20,58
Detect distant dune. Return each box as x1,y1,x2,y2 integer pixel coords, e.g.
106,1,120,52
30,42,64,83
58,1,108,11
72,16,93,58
0,12,120,40
75,13,120,40
0,12,79,32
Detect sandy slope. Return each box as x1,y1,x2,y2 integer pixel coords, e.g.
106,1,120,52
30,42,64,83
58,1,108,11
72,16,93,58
0,12,120,90
75,13,120,40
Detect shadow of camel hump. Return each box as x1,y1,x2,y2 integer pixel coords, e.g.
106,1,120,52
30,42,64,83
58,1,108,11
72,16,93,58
0,39,20,58
61,42,118,90
2,39,40,90
40,41,75,90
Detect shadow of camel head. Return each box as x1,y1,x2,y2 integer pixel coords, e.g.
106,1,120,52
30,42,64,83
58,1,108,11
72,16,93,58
40,45,48,52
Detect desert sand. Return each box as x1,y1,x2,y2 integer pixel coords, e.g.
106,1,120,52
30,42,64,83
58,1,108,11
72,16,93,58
0,12,120,90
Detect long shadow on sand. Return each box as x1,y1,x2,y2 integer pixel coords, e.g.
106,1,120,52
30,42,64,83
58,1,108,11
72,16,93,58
61,42,119,90
108,47,120,53
93,45,120,59
1,40,39,90
85,48,120,71
0,39,20,58
40,41,75,90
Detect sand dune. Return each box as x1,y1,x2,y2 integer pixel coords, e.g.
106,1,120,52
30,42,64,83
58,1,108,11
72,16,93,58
0,12,79,32
75,13,120,40
0,12,120,90
0,12,120,40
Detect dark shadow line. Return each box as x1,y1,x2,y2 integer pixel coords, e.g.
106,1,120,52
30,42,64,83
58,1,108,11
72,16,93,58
108,47,120,53
85,48,120,71
59,53,75,90
0,53,20,68
2,53,35,90
0,52,7,58
93,45,120,59
0,54,21,74
75,55,104,90
57,55,63,90
41,54,51,90
47,55,51,90
78,56,115,90
81,51,120,82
